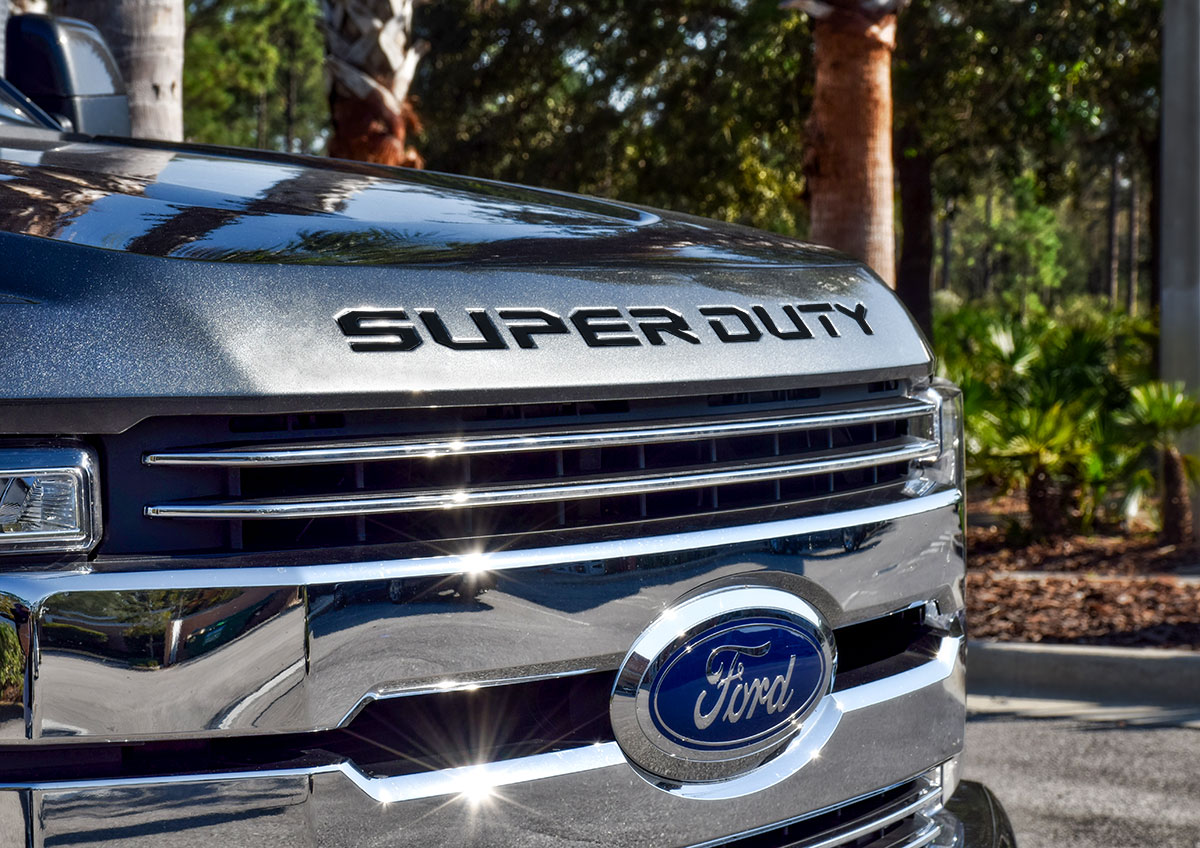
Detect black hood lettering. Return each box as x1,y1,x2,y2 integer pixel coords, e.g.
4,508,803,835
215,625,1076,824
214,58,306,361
753,304,814,341
339,302,873,351
629,307,701,346
570,308,642,347
835,301,874,335
337,309,423,352
418,308,508,350
795,303,840,337
497,309,571,349
699,306,763,343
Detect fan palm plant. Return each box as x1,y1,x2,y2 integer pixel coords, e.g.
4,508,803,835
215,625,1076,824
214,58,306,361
978,401,1090,539
1119,382,1200,546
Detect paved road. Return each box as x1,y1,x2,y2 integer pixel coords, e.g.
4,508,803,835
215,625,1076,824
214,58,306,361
964,708,1200,848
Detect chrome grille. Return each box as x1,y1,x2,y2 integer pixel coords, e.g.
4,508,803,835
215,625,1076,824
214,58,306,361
706,774,946,848
99,382,936,557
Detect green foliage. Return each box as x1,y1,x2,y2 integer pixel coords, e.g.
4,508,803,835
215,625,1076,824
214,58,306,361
0,620,20,693
413,0,812,235
184,0,327,153
1122,382,1200,453
1115,382,1200,509
935,296,1163,536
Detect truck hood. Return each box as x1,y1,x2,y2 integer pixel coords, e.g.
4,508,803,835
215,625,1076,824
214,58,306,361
0,129,841,268
0,129,931,433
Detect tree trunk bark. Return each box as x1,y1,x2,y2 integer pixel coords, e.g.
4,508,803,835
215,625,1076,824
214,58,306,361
320,0,428,166
804,9,896,285
0,1,8,71
1107,155,1121,306
939,200,953,291
981,190,994,298
1027,464,1066,540
895,126,933,339
1162,445,1194,546
1145,129,1162,337
256,90,267,149
284,43,297,153
1128,166,1140,316
53,0,184,141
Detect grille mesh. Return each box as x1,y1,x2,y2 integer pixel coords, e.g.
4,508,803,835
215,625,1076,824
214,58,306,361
99,381,934,558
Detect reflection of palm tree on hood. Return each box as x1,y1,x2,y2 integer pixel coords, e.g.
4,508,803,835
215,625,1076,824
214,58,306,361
125,166,377,257
0,135,852,277
0,145,175,239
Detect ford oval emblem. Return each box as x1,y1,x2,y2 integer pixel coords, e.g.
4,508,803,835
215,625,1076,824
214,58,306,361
610,583,836,791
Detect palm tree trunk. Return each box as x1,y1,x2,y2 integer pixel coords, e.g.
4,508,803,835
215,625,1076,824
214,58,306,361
1107,154,1121,306
1127,166,1140,316
1027,464,1066,540
320,0,429,166
0,2,8,70
53,0,184,141
940,199,953,291
804,5,897,285
981,190,994,298
1161,445,1193,546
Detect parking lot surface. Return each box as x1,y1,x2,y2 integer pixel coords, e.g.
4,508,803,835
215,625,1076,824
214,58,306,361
965,706,1200,848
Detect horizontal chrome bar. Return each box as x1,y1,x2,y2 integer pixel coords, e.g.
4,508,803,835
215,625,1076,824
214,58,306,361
6,488,961,595
142,397,936,467
144,437,938,520
142,395,936,467
803,785,939,848
0,637,960,802
888,821,943,848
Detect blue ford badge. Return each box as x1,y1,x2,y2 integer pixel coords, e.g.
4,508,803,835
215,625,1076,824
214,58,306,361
610,583,836,793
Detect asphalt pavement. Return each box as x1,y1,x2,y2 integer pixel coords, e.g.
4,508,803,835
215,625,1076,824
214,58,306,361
964,699,1200,848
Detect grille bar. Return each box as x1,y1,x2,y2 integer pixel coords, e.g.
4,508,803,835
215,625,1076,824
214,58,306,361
798,782,939,848
144,437,937,520
141,398,936,467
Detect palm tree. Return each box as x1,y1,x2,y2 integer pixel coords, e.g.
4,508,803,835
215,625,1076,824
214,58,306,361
53,0,185,140
1120,382,1200,546
785,0,900,285
982,402,1089,540
319,0,428,165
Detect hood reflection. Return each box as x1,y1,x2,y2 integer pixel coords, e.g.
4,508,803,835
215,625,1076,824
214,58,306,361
0,132,843,268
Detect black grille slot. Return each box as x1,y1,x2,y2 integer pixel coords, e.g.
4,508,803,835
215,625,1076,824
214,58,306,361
99,382,936,559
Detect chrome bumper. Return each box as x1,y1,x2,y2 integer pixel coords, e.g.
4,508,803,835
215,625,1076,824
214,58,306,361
0,489,973,847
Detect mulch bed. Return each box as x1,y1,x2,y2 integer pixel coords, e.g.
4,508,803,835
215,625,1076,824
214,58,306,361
966,493,1200,650
967,572,1200,650
968,525,1199,577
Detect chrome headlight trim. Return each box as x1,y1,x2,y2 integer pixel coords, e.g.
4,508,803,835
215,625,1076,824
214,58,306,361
0,445,100,554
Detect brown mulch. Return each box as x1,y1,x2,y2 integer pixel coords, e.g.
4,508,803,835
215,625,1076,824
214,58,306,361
967,572,1200,650
965,491,1200,650
967,524,1199,577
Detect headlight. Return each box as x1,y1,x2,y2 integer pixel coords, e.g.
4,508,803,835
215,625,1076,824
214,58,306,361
908,379,964,496
0,446,100,554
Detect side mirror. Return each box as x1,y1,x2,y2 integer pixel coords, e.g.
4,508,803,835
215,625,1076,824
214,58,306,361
5,13,131,136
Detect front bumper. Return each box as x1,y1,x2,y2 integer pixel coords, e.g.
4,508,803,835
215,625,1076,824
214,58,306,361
0,489,997,846
0,770,1016,847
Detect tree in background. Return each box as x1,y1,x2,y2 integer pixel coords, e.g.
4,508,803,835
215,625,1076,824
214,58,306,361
894,0,1161,336
54,0,185,140
786,0,900,285
184,0,326,152
1121,383,1200,546
320,0,428,165
416,0,812,234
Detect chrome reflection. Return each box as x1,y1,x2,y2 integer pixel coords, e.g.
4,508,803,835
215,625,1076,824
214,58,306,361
0,490,962,743
0,634,960,804
0,592,30,737
40,588,301,671
35,588,306,739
